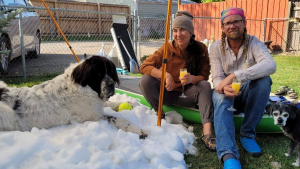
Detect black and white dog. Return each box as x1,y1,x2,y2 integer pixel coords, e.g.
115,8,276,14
267,102,300,167
0,56,147,139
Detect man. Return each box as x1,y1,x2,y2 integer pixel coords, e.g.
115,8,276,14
209,7,276,169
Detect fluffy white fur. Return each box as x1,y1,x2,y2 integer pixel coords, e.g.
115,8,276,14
0,56,147,139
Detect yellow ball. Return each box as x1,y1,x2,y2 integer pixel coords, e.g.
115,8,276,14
118,103,132,111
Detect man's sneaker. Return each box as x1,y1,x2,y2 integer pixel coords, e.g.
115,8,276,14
240,137,262,157
224,159,241,169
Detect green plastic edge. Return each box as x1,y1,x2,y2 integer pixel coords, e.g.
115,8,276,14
115,88,282,133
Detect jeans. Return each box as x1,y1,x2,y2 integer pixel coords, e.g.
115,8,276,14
212,76,272,159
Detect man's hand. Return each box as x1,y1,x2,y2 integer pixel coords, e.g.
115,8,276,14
215,73,236,94
224,85,241,98
179,73,194,85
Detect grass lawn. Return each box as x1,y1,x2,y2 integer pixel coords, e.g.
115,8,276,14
184,123,293,169
1,73,60,88
271,55,300,95
1,55,300,168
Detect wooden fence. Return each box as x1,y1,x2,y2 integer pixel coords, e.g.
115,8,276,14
30,0,131,36
180,0,289,51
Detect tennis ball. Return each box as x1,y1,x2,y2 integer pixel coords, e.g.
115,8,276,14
118,102,132,111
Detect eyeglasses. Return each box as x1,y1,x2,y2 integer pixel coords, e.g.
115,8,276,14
222,20,243,29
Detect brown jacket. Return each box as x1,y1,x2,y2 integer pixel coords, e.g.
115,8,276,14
140,40,210,84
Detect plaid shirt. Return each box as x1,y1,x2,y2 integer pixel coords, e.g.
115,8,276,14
209,34,276,88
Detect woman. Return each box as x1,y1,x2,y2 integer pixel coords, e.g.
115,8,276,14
139,11,215,151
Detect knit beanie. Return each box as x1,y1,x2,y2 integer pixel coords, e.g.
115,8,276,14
221,7,246,22
172,10,194,35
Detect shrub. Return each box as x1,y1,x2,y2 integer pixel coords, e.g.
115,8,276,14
140,55,149,64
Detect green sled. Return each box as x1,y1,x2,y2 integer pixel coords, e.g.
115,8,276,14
115,88,282,133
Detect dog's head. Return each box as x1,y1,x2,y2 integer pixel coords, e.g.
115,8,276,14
71,55,120,100
266,102,300,126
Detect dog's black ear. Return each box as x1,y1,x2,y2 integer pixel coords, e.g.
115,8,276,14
71,59,93,86
106,58,120,85
287,104,299,119
265,103,273,116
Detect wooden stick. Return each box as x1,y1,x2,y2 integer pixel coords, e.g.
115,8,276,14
157,0,172,126
41,0,80,63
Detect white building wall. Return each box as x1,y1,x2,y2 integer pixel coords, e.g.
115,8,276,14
86,0,136,12
84,0,191,15
137,2,178,17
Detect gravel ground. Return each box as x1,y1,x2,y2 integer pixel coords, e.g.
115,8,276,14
4,41,164,77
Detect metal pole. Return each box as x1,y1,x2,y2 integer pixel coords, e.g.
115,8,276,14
138,16,141,62
263,18,266,42
133,10,137,57
297,26,300,53
19,12,26,78
50,17,53,38
170,14,175,41
41,0,80,63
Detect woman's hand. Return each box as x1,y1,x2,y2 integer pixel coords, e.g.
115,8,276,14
179,73,194,85
165,73,176,91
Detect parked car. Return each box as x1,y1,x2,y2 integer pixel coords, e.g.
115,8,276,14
0,0,41,75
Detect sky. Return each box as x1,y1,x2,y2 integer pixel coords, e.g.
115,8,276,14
0,93,197,169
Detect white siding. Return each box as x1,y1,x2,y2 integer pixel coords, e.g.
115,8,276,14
85,0,136,12
84,0,194,15
137,2,178,17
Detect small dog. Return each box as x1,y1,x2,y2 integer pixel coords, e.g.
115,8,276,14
0,55,147,139
266,102,300,166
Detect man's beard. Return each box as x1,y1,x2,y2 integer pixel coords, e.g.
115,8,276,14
226,30,244,41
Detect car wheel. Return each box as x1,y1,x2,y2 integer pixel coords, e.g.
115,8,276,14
28,32,41,58
0,36,12,75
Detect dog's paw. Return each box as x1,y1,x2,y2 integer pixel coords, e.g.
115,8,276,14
139,130,148,139
285,153,291,157
105,101,119,111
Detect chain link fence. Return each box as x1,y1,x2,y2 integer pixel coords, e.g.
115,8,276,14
0,6,134,78
192,17,300,54
137,17,166,64
280,18,300,52
0,6,299,78
263,18,290,52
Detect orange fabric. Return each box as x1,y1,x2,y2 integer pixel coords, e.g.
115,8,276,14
140,40,210,85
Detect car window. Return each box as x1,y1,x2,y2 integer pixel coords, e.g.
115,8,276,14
2,0,14,5
15,0,25,5
1,0,30,11
2,0,26,5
